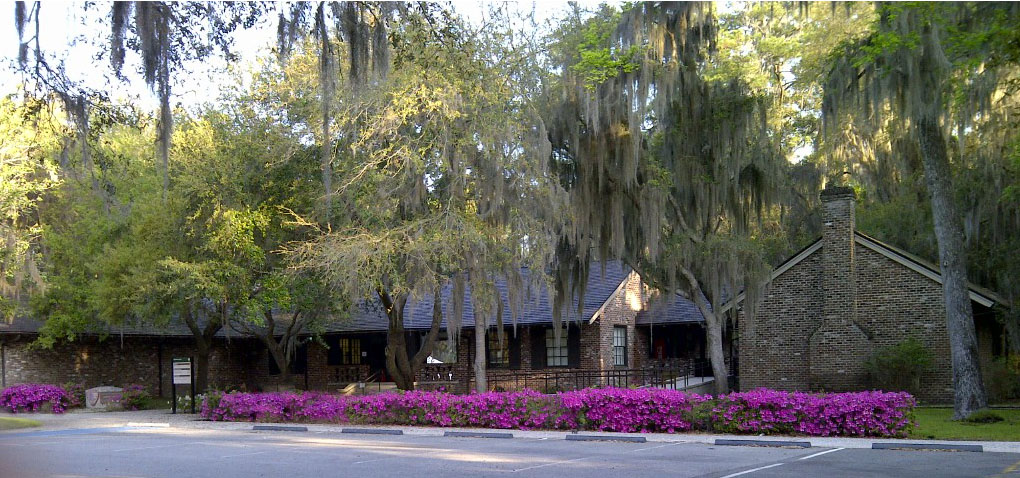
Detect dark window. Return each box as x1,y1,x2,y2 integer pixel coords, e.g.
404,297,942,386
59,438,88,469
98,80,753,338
487,332,510,367
327,336,362,365
613,326,627,366
545,328,569,367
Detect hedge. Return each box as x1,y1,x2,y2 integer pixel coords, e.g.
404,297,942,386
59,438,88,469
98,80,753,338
201,387,915,437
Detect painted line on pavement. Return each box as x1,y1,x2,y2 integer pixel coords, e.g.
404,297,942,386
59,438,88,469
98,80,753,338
718,463,786,478
630,442,681,452
113,443,193,453
797,447,845,460
219,450,269,459
510,456,590,473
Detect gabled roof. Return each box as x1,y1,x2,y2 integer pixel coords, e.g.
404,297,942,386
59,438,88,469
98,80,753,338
854,232,1003,307
721,231,1004,311
635,292,706,325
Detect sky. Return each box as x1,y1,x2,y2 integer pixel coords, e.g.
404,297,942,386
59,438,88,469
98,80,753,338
0,2,618,111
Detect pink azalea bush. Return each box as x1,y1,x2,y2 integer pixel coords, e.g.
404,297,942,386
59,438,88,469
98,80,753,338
202,387,915,437
0,384,71,414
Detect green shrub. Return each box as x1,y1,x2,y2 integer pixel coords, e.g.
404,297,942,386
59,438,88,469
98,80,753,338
62,382,86,408
865,338,933,395
985,356,1020,403
961,409,1004,424
120,384,151,410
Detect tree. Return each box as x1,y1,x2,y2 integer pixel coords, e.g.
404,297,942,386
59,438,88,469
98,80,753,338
290,7,559,391
0,94,64,320
822,2,1020,418
13,1,260,198
544,3,781,394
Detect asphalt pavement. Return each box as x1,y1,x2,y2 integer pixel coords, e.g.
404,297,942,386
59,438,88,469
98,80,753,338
1,421,1019,478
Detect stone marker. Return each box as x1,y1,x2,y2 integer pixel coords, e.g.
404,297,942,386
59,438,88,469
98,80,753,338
85,386,124,409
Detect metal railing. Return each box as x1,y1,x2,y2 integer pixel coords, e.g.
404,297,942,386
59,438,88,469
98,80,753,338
477,359,716,393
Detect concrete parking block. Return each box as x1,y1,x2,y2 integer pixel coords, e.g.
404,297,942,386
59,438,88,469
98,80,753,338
872,442,983,452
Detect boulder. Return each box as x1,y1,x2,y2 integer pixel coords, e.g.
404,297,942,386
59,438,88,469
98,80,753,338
85,386,124,410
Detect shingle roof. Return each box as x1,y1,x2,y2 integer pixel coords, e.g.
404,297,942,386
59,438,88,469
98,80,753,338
331,261,634,332
1,261,637,337
635,293,707,325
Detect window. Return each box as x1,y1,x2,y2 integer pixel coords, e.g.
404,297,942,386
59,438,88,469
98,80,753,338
427,332,457,364
546,328,569,367
487,332,510,367
327,337,362,366
613,326,627,366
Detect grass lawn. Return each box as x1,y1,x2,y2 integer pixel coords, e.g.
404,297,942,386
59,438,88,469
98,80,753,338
910,407,1020,441
0,417,43,430
141,397,172,410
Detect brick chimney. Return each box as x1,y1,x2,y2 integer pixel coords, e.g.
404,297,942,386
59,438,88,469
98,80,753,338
809,185,872,391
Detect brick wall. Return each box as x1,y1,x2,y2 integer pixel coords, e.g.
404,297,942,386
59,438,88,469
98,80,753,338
738,188,999,404
739,251,823,393
809,187,872,391
0,335,256,397
592,273,646,375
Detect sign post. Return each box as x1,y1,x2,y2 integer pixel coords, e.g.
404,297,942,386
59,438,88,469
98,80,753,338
171,357,193,414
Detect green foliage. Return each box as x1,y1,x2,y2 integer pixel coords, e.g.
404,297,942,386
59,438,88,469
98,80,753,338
119,384,151,411
984,356,1020,403
961,409,1004,424
865,339,933,394
570,5,642,90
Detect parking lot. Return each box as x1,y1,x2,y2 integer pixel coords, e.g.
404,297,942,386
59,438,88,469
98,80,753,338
2,425,1019,478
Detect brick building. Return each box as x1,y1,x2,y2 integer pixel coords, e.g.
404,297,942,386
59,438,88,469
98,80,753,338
0,262,714,396
736,186,1007,403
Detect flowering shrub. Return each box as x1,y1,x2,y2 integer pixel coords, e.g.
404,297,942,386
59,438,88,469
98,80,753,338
710,389,915,437
201,388,915,437
120,384,151,411
62,382,86,409
0,384,71,414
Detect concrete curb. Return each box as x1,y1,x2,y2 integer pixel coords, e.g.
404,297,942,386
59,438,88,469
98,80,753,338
14,410,1020,454
872,442,983,453
342,428,403,435
444,431,513,439
566,434,647,443
716,439,811,448
252,425,308,432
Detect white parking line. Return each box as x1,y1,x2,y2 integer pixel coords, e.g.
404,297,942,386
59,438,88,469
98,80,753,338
797,447,845,460
718,463,786,478
219,451,269,459
113,443,192,452
510,456,589,473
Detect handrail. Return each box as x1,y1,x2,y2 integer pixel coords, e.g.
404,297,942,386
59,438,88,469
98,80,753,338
475,358,720,393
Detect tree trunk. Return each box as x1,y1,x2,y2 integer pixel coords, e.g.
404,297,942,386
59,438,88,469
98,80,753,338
380,287,446,391
705,313,729,395
181,304,220,393
680,266,729,395
381,290,416,390
474,322,487,393
263,337,293,389
193,341,210,393
917,115,987,419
